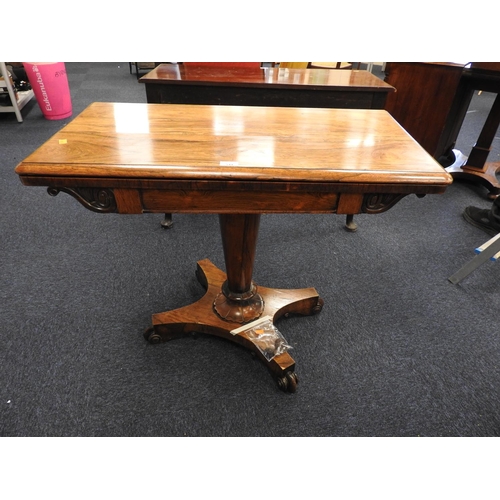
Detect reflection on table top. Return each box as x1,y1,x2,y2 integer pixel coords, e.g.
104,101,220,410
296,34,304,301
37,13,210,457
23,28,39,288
16,102,451,187
139,64,395,93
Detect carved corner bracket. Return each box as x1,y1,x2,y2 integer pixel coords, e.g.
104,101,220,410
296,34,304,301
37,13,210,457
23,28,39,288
47,187,117,213
362,193,408,214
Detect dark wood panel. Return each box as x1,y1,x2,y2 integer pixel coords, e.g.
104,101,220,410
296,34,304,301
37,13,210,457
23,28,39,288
384,62,466,158
145,83,385,109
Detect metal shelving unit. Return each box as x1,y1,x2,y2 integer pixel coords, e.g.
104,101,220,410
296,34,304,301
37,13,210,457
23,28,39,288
0,62,34,122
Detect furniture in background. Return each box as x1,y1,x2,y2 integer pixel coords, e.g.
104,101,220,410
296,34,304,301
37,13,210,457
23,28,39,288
129,62,170,79
384,62,500,198
444,63,500,198
279,63,380,71
0,62,34,122
15,102,452,392
279,62,353,69
140,64,394,110
277,62,309,68
183,62,262,68
309,62,353,69
384,62,467,161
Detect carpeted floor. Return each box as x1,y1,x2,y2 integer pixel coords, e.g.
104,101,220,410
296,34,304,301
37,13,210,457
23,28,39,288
1,63,499,438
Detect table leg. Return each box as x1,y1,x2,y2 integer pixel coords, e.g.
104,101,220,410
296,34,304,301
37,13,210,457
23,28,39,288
161,213,173,228
144,214,324,392
214,214,265,323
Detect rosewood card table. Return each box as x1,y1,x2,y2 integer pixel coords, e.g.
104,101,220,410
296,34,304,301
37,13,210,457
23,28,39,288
15,102,452,392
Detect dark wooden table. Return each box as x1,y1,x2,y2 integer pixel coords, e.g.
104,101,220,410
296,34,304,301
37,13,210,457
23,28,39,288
384,62,500,197
139,64,395,109
15,102,452,392
444,63,500,198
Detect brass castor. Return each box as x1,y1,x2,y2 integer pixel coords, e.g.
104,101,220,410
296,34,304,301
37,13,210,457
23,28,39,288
277,371,299,393
312,297,324,315
144,327,162,344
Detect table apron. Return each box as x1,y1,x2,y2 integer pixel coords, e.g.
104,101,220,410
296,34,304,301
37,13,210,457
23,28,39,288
19,176,447,215
129,190,413,215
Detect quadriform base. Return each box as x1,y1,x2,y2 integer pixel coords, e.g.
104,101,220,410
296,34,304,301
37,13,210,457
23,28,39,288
144,259,323,392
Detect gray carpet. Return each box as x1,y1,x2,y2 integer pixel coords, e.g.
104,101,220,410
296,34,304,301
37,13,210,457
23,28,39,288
1,63,499,438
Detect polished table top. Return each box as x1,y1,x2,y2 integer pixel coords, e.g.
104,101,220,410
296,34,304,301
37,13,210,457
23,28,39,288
16,102,450,191
139,64,395,93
